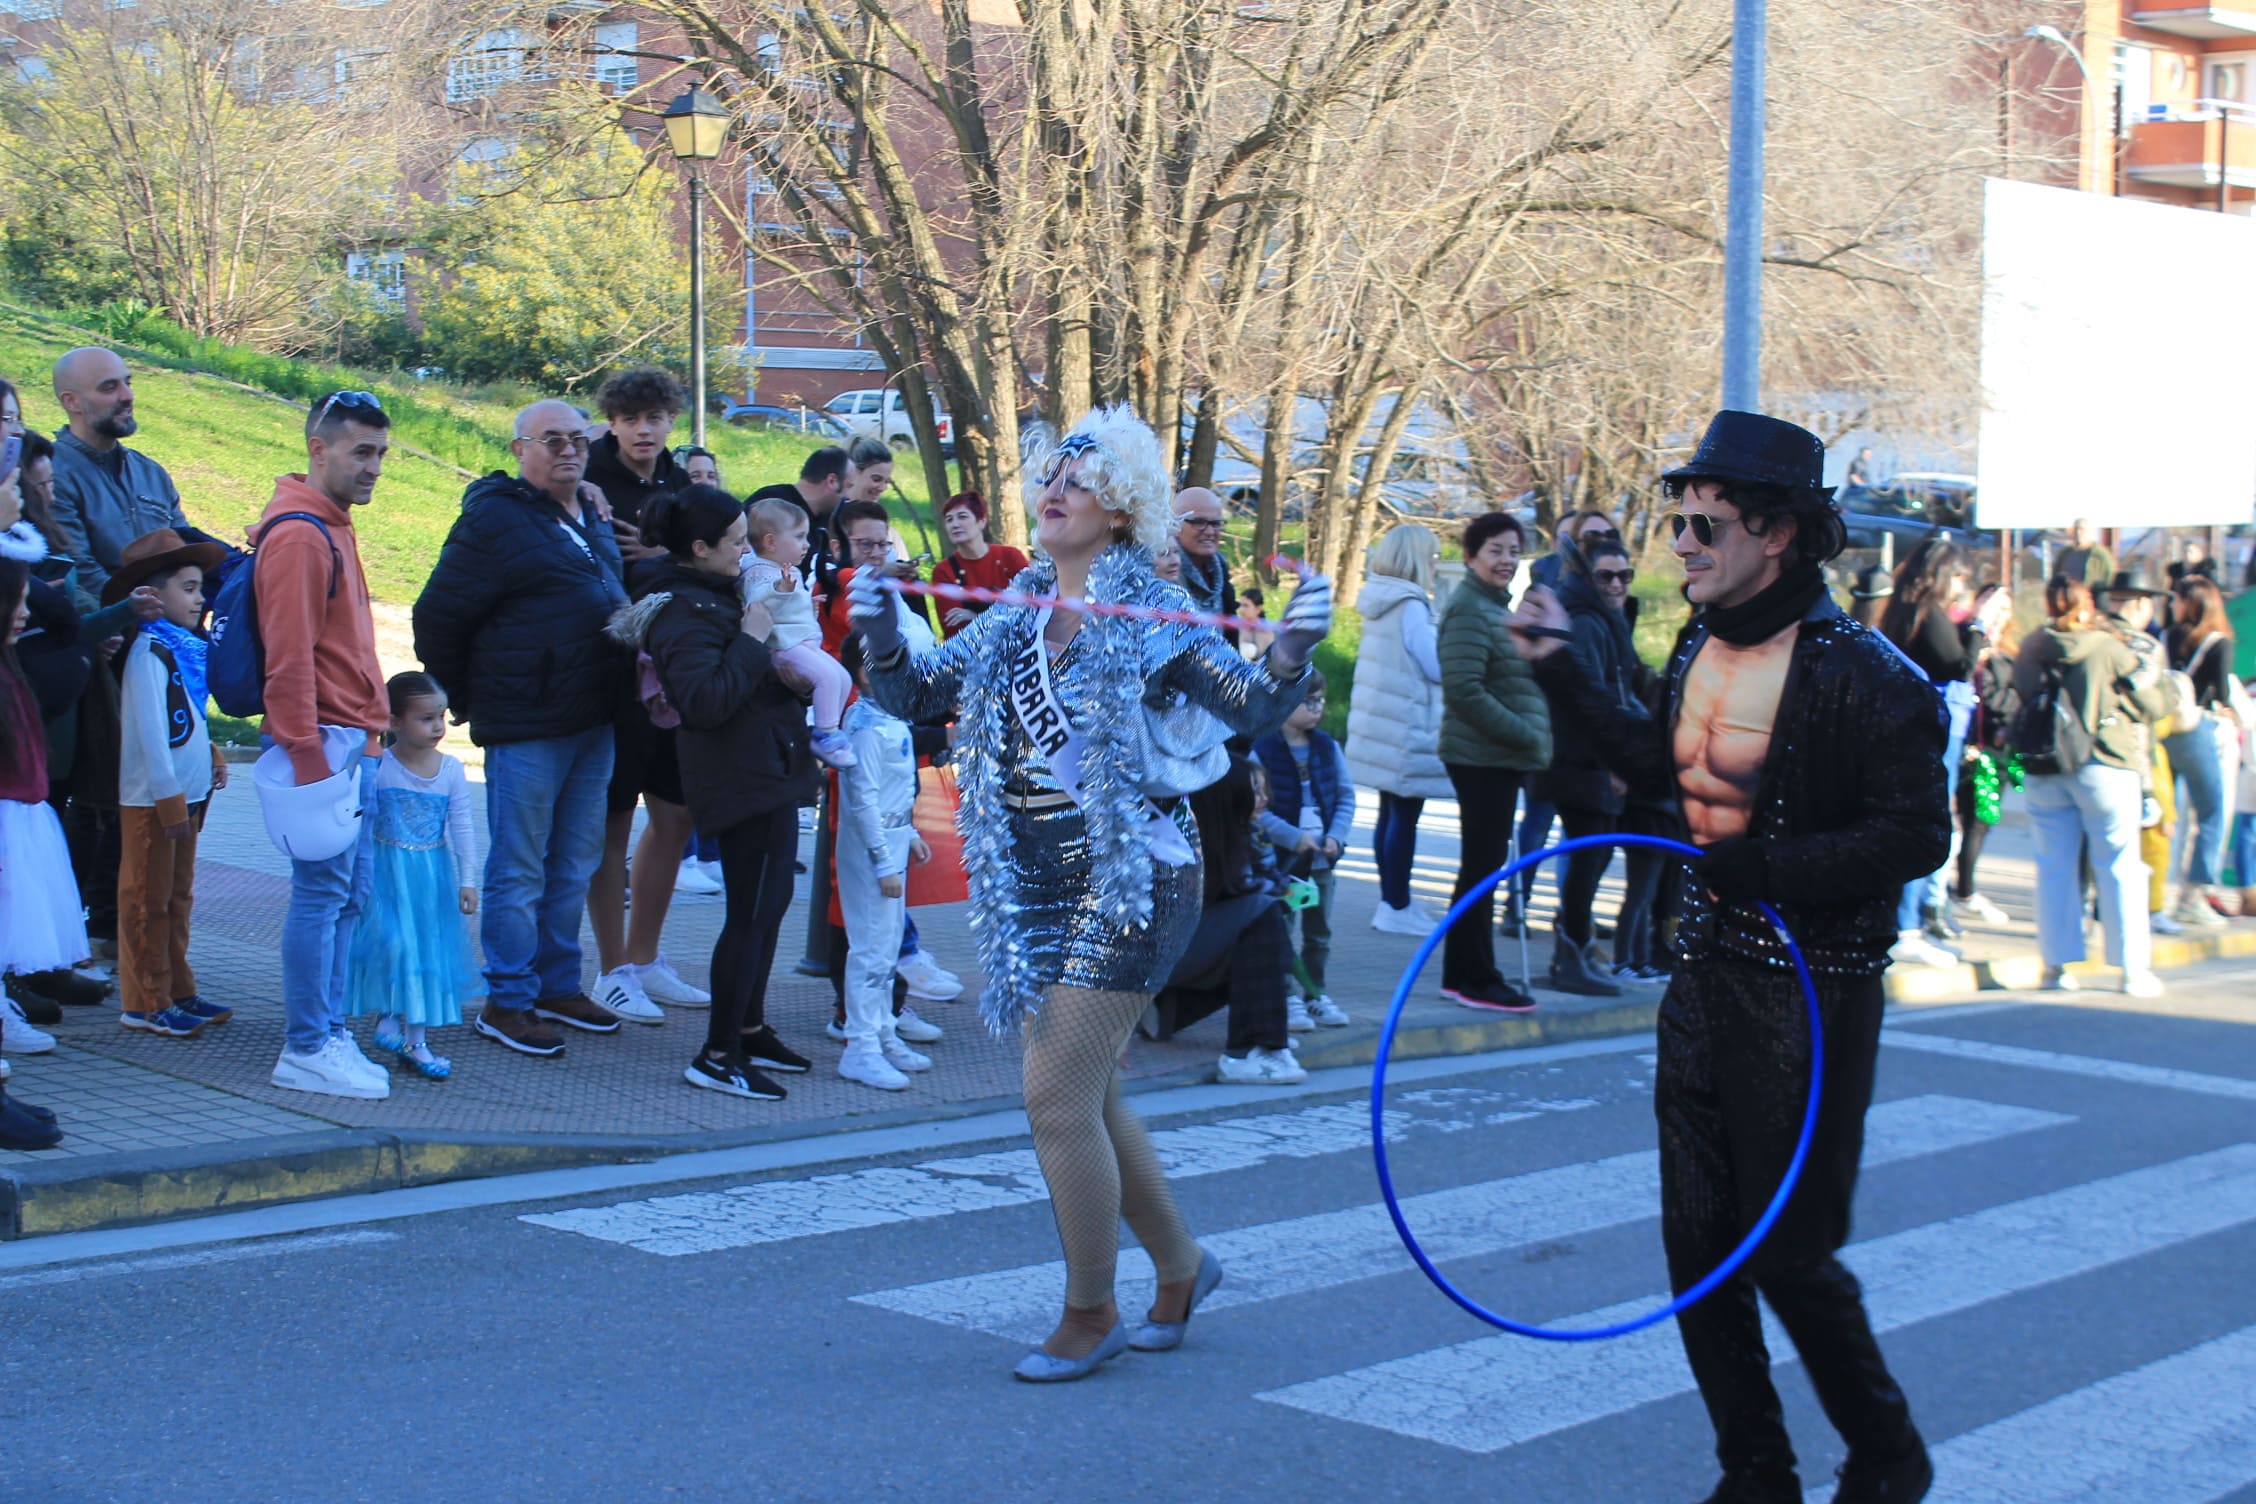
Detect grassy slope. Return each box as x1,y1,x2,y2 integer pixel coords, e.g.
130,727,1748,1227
0,307,941,602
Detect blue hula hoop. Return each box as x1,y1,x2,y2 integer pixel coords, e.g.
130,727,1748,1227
1371,832,1825,1342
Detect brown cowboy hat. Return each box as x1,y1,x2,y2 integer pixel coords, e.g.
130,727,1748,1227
101,528,228,606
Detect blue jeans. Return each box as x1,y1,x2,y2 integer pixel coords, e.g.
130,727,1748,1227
2229,811,2255,889
2025,764,2149,975
1515,795,1556,912
1372,792,1425,910
2164,726,2229,887
1899,687,1970,930
280,754,379,1057
482,728,614,1011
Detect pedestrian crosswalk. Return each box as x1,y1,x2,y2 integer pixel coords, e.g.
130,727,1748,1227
522,1032,2256,1499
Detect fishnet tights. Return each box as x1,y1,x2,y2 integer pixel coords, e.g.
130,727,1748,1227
1022,984,1201,1309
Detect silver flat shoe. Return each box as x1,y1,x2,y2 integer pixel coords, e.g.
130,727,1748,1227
1011,1321,1128,1383
1127,1248,1225,1351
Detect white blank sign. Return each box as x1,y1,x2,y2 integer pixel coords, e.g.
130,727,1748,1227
1977,178,2256,531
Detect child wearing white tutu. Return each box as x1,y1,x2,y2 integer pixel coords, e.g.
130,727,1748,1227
344,672,481,1080
0,555,90,1073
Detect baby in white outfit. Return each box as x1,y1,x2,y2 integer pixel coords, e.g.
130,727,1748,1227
742,497,857,769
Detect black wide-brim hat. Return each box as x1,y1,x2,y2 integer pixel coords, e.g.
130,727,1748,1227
2102,568,2170,599
1663,410,1832,496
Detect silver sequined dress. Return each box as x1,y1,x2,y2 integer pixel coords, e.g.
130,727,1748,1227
865,546,1311,1026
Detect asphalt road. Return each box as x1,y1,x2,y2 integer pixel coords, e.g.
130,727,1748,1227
9,959,2256,1504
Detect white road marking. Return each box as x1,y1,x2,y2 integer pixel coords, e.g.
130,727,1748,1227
1885,1029,2256,1102
1260,1143,2256,1453
0,1230,397,1291
1809,1322,2256,1504
851,1095,2068,1342
522,1091,1610,1256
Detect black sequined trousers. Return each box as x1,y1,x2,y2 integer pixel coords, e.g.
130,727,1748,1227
1657,959,1919,1481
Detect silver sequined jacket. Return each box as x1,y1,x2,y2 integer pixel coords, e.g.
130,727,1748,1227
865,544,1312,1024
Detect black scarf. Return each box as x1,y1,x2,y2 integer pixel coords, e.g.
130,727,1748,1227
1704,561,1826,646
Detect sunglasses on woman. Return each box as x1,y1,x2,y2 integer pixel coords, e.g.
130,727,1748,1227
1665,511,1742,547
1594,567,1635,586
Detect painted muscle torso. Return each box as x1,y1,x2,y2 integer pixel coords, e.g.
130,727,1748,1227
1672,624,1798,844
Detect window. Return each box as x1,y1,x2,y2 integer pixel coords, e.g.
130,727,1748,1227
446,28,523,102
346,251,408,309
592,21,636,92
2208,60,2250,108
13,55,52,81
333,46,389,99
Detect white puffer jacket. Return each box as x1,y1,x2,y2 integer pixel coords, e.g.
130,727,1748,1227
1346,574,1451,799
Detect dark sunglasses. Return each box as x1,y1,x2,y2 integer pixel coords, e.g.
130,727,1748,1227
313,389,383,426
1594,568,1635,585
1666,511,1741,547
518,431,591,455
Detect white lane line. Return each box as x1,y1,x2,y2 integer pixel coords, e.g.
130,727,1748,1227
1807,1322,2256,1504
0,1032,1660,1275
0,1230,397,1291
851,1095,2068,1343
1885,1030,2256,1102
522,1091,1608,1256
1259,1143,2256,1453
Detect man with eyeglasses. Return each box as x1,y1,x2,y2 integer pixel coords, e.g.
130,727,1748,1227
261,390,398,1099
1511,411,1947,1504
47,346,195,606
1171,487,1237,642
414,399,633,1058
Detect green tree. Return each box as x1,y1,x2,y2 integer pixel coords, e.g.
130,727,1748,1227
418,120,731,390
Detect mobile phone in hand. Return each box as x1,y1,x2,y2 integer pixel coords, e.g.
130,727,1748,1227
1,432,20,485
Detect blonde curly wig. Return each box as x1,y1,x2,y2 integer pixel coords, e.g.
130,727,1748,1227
1020,404,1174,556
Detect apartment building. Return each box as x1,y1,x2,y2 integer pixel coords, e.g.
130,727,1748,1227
2084,0,2256,208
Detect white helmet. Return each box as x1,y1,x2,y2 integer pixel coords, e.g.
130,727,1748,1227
252,727,367,862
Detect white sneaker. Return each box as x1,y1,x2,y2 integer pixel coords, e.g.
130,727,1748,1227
672,858,723,896
1371,902,1439,937
1952,893,2010,925
1307,994,1351,1027
2122,970,2166,998
636,955,710,1007
695,859,726,886
1889,931,1960,970
2150,911,2186,936
595,967,665,1024
880,1035,932,1072
1285,997,1315,1033
1,997,56,1055
2038,966,2080,992
839,1040,910,1091
797,805,818,832
896,950,964,1002
825,1017,850,1043
2174,889,2226,928
1216,1046,1308,1085
333,1030,389,1086
0,1056,9,1079
272,1036,391,1099
894,1006,944,1043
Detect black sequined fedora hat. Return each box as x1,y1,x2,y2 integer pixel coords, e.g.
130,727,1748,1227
1663,410,1831,495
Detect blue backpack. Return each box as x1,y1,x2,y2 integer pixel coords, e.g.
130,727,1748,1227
206,512,340,718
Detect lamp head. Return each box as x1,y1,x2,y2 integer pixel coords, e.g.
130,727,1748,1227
662,81,729,162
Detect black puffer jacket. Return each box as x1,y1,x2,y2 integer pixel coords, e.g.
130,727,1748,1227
1534,594,1948,974
412,473,628,746
611,562,817,832
1532,562,1645,814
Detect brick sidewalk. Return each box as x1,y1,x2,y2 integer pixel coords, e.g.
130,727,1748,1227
6,776,2232,1234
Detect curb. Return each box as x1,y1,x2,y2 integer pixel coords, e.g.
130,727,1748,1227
7,930,2247,1240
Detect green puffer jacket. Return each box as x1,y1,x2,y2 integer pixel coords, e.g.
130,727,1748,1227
1437,573,1552,771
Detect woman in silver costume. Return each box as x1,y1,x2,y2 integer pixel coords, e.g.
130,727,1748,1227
849,406,1330,1382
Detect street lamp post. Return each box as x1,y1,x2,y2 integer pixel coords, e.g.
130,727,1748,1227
1721,0,1765,412
662,80,729,448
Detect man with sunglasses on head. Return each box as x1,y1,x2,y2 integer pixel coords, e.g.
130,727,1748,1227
261,391,400,1098
1511,412,1947,1504
414,399,632,1058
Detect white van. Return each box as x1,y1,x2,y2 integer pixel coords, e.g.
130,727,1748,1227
822,387,955,458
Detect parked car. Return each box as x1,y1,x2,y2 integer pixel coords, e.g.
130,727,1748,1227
1837,471,2002,581
720,401,852,440
822,386,956,458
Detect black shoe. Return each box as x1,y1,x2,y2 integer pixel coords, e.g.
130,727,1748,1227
13,967,108,1009
684,1053,787,1101
1442,980,1538,1013
8,987,62,1025
1830,1441,1931,1504
1696,1470,1801,1504
1921,904,1961,942
0,1093,64,1151
1497,912,1523,938
740,1024,812,1073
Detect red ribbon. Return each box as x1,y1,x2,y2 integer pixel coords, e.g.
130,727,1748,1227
883,554,1312,630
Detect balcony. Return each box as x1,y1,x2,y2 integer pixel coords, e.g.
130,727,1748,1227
2125,103,2256,189
2128,0,2256,38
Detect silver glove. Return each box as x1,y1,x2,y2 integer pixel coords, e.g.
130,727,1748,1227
846,564,904,659
1269,572,1332,672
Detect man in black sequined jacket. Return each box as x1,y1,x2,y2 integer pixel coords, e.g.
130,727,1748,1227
1514,411,1948,1504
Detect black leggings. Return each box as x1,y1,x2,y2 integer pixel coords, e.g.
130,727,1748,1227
1554,804,1617,948
1953,774,1992,900
708,805,800,1057
1442,763,1523,991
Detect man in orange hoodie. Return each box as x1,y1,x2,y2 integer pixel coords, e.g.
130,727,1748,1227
259,391,394,1101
